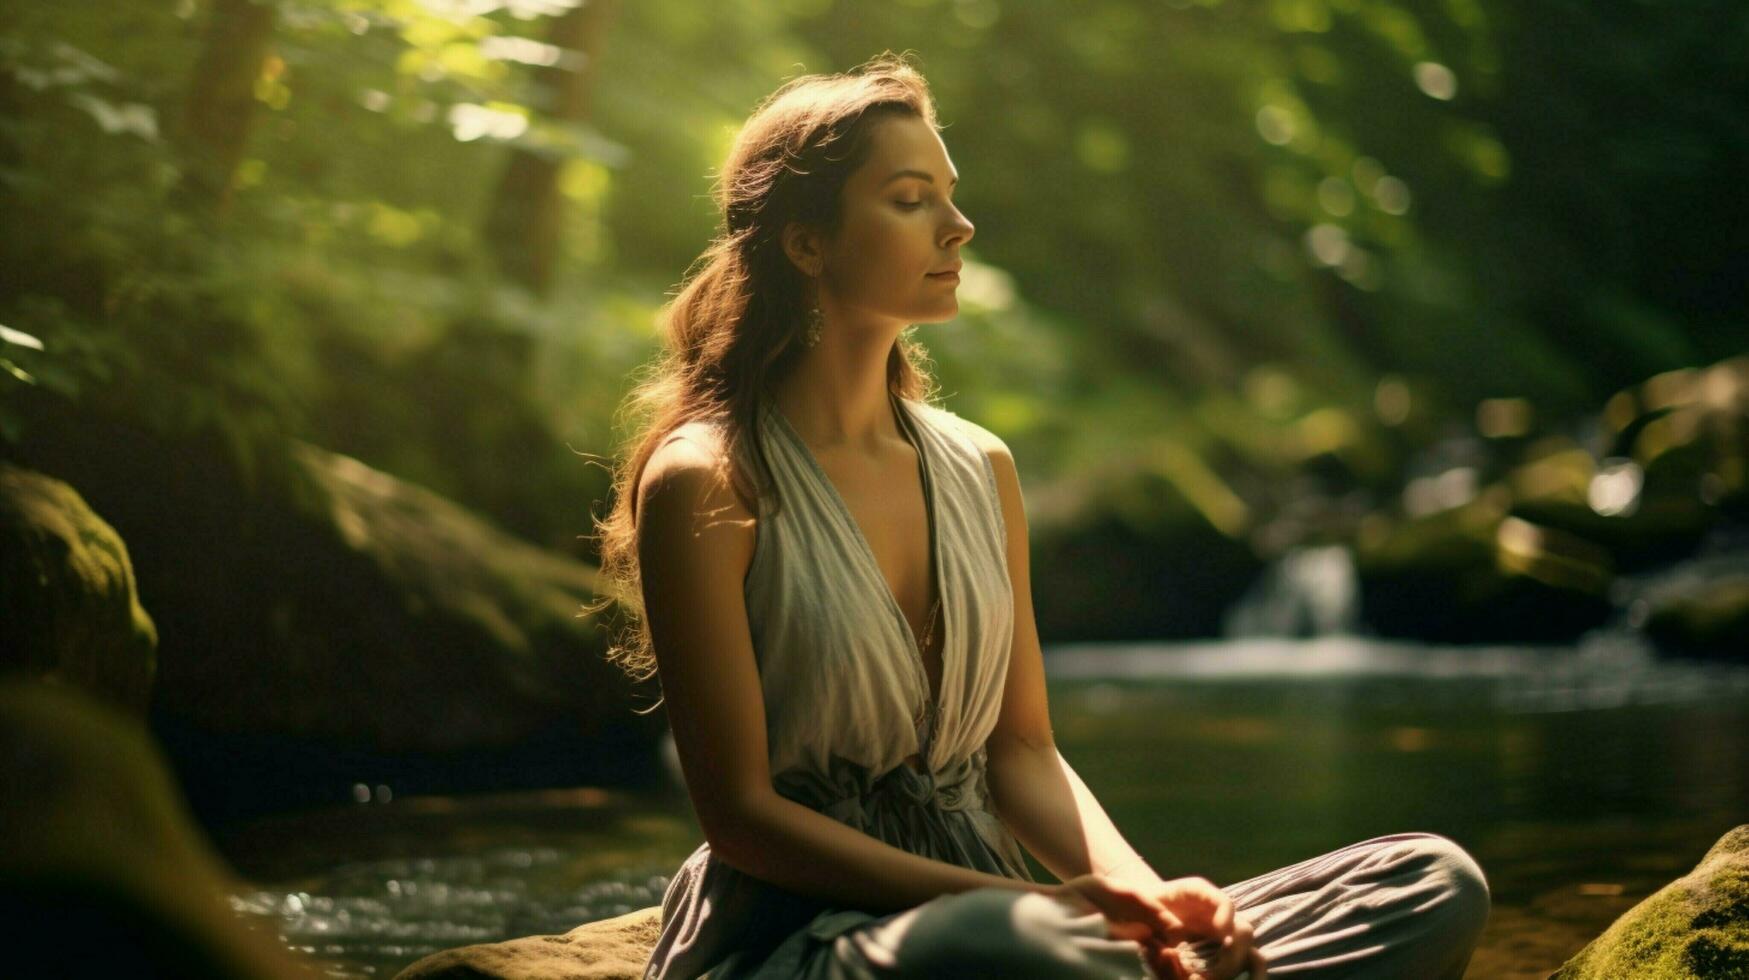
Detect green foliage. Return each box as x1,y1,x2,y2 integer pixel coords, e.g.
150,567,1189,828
1,28,286,482
1,0,1740,561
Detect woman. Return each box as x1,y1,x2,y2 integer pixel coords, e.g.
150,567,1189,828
590,52,1491,979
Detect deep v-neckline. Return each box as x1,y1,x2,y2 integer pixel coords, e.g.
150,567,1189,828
766,391,950,751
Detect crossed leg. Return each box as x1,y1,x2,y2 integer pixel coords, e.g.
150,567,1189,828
795,832,1490,979
1174,832,1491,979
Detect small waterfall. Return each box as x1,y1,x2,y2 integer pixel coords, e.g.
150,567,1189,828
1223,544,1361,638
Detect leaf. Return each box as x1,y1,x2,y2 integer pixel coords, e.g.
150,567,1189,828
0,357,37,384
0,324,45,350
67,93,161,141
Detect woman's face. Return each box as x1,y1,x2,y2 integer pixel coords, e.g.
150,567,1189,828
810,113,975,327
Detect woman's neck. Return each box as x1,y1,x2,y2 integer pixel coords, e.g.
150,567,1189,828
770,342,904,453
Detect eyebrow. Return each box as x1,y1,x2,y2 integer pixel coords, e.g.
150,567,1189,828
882,169,959,187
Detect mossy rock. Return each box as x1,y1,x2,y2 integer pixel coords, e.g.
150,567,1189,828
1354,494,1613,643
1510,496,1715,573
8,414,664,819
1550,824,1749,979
0,463,157,714
1028,462,1262,642
1643,577,1749,662
395,904,663,979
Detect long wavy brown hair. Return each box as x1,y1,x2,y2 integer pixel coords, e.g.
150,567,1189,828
584,52,947,699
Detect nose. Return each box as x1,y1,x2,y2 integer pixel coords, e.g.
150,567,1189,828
940,201,974,248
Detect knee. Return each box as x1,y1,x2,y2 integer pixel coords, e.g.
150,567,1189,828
1404,833,1491,944
896,887,1098,976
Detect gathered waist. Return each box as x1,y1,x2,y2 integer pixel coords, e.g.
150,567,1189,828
771,750,993,830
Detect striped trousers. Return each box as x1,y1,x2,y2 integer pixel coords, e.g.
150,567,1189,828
803,832,1490,979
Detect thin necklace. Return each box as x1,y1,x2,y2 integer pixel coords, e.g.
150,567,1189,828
911,592,942,733
918,593,941,653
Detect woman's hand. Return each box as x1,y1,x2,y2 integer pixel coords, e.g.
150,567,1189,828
1051,874,1268,980
1147,876,1267,980
1051,872,1187,975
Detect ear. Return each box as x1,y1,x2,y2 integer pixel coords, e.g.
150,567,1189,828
780,220,824,278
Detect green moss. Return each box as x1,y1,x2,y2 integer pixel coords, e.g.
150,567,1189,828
1553,826,1749,979
0,464,157,713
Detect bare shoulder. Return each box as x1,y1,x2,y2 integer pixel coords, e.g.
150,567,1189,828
632,420,770,851
637,420,756,546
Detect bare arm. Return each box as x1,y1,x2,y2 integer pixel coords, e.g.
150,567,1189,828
636,432,1062,913
968,428,1164,889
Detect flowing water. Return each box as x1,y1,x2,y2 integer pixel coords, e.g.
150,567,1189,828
215,634,1749,979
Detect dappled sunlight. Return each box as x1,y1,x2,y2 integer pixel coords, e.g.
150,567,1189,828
1493,516,1613,594
2,2,1742,977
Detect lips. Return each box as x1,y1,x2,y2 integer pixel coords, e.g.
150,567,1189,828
927,263,962,277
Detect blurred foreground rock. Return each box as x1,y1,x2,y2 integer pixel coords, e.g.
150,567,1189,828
1551,825,1749,978
0,462,157,714
0,680,323,978
395,904,662,980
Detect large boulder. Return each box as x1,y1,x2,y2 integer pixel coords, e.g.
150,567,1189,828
165,437,638,755
0,679,323,979
1354,490,1615,644
395,905,662,980
0,463,157,714
1551,825,1749,978
1028,466,1261,642
8,415,663,821
1642,572,1749,662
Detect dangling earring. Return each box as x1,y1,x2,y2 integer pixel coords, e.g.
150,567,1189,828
801,304,824,349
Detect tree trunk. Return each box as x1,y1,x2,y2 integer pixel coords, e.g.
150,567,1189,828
176,0,276,218
482,0,618,296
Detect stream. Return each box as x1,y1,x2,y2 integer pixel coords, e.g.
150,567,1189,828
214,632,1749,978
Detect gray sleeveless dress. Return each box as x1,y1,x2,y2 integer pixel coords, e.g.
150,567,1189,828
642,391,1495,980
643,391,1034,979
